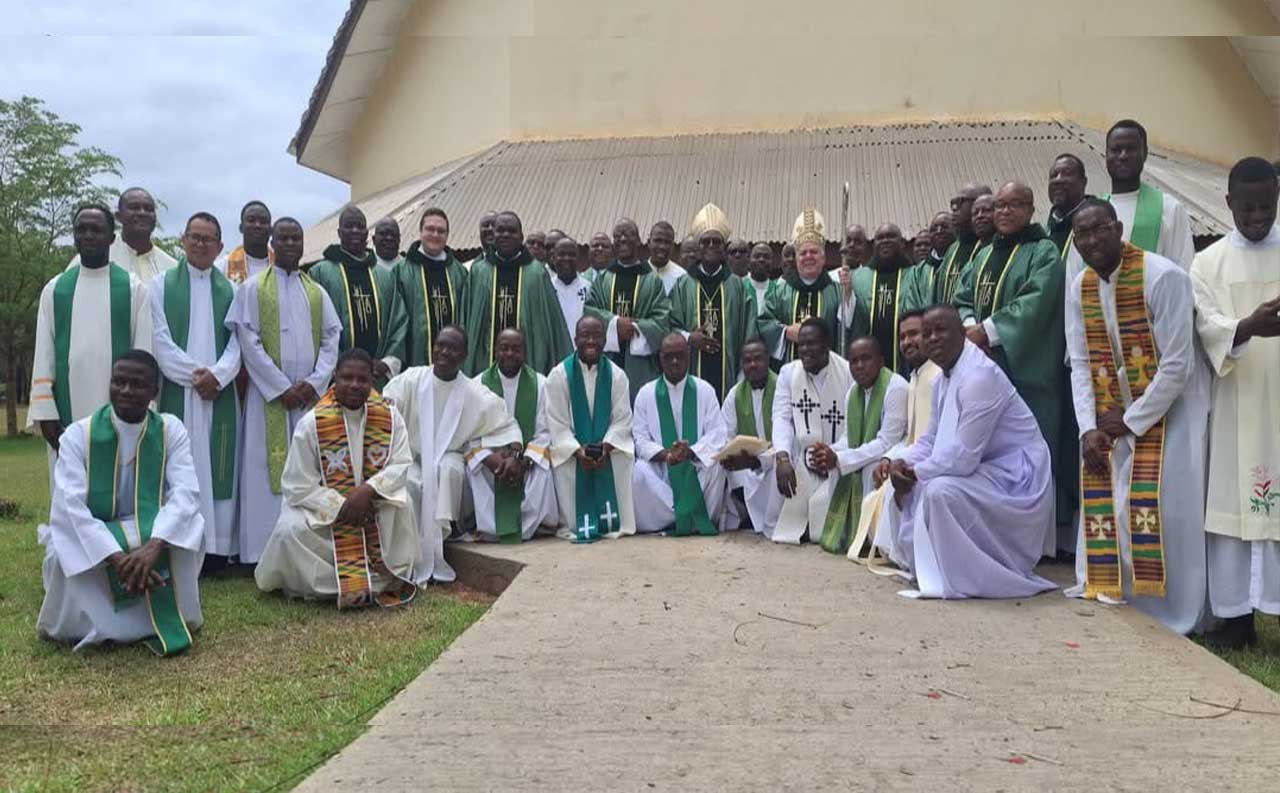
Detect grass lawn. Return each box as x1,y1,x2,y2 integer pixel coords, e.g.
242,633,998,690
0,430,491,792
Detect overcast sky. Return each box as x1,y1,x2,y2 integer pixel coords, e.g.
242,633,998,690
3,1,352,238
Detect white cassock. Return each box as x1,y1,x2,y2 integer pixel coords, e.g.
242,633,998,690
720,385,782,537
466,371,560,541
771,353,854,543
649,260,686,296
1065,252,1210,633
69,237,177,282
37,412,204,649
383,366,520,583
1192,226,1280,618
552,275,591,343
254,403,420,598
631,375,729,533
28,263,153,490
1065,186,1195,287
832,372,910,502
228,268,342,564
877,342,1057,599
544,358,637,537
150,266,242,557
748,278,772,317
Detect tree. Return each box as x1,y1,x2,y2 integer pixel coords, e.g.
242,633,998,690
0,96,122,437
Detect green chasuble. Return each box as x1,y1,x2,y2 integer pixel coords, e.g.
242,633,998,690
462,247,571,377
668,265,759,401
308,245,407,386
900,252,943,314
758,270,852,365
157,257,238,499
932,233,982,306
851,256,914,374
656,377,716,536
1045,205,1085,530
953,223,1069,519
392,241,470,368
584,260,671,403
819,367,892,555
86,406,193,656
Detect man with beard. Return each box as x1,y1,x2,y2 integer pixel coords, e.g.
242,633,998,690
586,231,613,281
217,200,273,285
843,224,871,270
372,217,404,272
669,204,758,400
309,206,407,388
460,211,571,376
391,207,470,368
760,209,853,365
726,237,753,278
1046,153,1090,285
720,339,782,536
1102,119,1195,271
647,220,685,295
584,217,671,402
69,187,176,281
849,223,916,373
466,210,499,271
747,242,776,317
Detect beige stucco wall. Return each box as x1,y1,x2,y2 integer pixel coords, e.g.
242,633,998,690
346,0,1280,199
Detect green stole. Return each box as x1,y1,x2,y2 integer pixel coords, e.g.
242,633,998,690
256,265,324,494
818,367,892,555
655,377,716,536
1105,183,1163,254
734,372,777,440
567,354,621,543
52,263,132,428
480,363,538,544
158,260,237,499
86,406,192,656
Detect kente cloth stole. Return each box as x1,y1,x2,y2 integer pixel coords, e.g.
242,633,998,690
337,261,383,355
1080,246,1166,599
868,269,904,371
734,372,777,440
1104,184,1164,254
480,364,538,544
226,245,273,285
656,377,716,537
53,264,131,428
695,281,727,397
489,265,523,366
314,389,416,608
158,261,238,499
819,367,891,555
257,266,324,494
567,354,621,543
972,244,1021,320
788,287,822,361
418,262,455,365
86,406,192,656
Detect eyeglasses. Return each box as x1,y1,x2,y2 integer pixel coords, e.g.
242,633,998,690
185,234,220,246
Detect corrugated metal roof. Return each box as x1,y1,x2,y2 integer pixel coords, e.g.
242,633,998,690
304,119,1232,255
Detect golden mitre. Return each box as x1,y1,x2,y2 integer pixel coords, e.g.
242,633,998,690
690,202,732,240
792,208,826,248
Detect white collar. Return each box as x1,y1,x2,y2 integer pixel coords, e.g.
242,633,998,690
1229,225,1280,250
800,275,818,286
664,376,687,391
187,262,212,278
499,370,522,386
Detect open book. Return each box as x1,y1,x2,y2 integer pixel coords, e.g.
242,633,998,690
712,435,773,462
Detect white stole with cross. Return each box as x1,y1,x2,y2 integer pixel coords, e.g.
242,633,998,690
775,353,853,544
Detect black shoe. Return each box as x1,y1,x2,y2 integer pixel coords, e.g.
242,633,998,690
1205,614,1257,650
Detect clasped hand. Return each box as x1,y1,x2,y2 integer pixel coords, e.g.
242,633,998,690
108,538,167,596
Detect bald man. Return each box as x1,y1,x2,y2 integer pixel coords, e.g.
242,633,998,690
465,210,499,271
849,224,916,373
843,224,871,270
372,216,404,272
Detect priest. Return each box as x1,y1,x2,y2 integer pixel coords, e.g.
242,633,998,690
647,221,686,295
954,181,1067,556
1192,157,1280,648
849,224,916,373
216,201,273,285
37,351,204,654
876,306,1057,599
255,349,418,607
550,236,591,343
544,315,637,541
467,210,498,270
721,339,782,536
467,329,559,542
843,224,871,270
228,217,342,565
934,185,991,305
391,207,469,368
902,212,952,309
632,334,729,534
747,243,776,316
760,210,852,366
460,211,571,376
771,318,854,544
383,326,522,582
726,237,753,278
1046,153,1090,286
971,195,997,250
308,206,407,387
150,212,241,570
669,205,758,400
372,216,404,272
1065,198,1209,634
584,217,671,402
68,187,176,281
1101,119,1195,274
29,203,152,486
586,232,613,281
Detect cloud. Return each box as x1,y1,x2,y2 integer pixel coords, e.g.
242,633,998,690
0,0,352,238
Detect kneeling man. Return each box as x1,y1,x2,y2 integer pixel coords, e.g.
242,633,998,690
633,333,728,534
37,351,204,654
876,306,1056,599
468,329,559,542
383,326,521,583
545,315,637,541
255,349,418,607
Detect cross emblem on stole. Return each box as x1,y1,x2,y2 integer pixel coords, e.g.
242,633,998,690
875,283,894,316
702,302,720,337
794,391,819,433
1134,507,1158,534
497,286,517,328
820,400,845,444
429,286,450,325
976,273,996,311
351,286,376,329
614,294,632,319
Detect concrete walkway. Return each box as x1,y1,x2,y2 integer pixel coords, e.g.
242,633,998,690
299,534,1280,791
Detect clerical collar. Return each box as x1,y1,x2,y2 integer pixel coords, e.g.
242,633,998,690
487,246,532,269
748,377,769,391
866,254,912,272
750,274,770,284
110,407,146,428
607,258,650,274
123,237,154,256
664,375,686,390
957,229,977,245
1110,184,1142,197
993,222,1048,249
1230,224,1280,249
406,241,452,267
431,368,461,383
499,369,522,384
186,260,211,278
694,263,726,288
929,250,945,265
324,244,375,268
